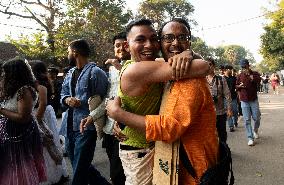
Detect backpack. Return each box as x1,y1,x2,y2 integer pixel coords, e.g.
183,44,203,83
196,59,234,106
180,141,234,185
212,75,224,103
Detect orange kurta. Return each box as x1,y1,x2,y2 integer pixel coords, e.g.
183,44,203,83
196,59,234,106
145,78,219,185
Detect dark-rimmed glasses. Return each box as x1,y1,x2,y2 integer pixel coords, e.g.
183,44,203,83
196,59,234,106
161,34,191,43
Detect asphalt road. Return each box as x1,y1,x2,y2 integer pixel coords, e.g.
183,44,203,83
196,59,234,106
60,86,284,185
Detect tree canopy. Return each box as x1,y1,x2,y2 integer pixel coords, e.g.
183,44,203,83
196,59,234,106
137,0,195,28
1,0,257,71
260,0,284,72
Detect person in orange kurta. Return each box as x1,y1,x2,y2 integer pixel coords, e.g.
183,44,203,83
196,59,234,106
106,18,219,185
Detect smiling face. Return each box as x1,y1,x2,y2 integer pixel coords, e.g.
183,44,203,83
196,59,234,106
126,25,160,62
114,38,130,60
160,21,191,61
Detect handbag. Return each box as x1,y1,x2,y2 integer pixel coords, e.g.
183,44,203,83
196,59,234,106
180,141,234,185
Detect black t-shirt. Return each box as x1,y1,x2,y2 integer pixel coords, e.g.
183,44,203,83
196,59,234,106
67,68,83,132
224,75,237,99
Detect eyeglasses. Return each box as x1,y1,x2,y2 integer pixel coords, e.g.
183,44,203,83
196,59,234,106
161,34,191,43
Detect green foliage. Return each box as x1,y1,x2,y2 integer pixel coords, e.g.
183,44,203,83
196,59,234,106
191,36,213,59
7,33,55,65
260,0,284,71
55,0,132,67
191,36,253,69
223,45,255,66
137,0,195,28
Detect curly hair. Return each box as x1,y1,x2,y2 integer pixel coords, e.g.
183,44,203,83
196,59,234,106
2,58,36,99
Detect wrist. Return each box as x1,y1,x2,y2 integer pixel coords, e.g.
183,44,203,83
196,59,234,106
114,107,123,121
65,97,70,106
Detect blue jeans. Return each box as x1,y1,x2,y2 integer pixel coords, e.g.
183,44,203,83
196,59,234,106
241,99,261,140
66,130,110,185
227,98,239,128
263,83,269,93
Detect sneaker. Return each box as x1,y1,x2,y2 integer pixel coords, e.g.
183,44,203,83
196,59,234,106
254,132,259,139
248,139,254,146
229,127,235,132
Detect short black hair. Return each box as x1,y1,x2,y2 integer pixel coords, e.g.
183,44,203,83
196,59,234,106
206,57,216,66
219,64,225,70
112,32,127,45
47,66,59,74
225,64,233,70
158,18,191,39
69,39,91,57
125,19,153,37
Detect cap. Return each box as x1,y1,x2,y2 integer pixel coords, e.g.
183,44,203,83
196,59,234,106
239,59,249,68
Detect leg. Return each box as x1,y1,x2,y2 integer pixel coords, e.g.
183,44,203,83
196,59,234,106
241,101,254,140
250,99,261,134
110,138,126,185
119,147,154,185
66,132,75,165
71,130,109,185
216,114,227,142
227,116,234,132
232,99,239,126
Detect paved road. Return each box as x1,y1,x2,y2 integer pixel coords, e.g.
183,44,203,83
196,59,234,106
60,87,284,185
227,87,284,185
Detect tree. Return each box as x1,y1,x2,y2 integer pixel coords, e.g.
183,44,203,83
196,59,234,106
260,0,284,71
55,0,132,67
223,45,251,66
212,46,229,67
191,36,213,60
2,0,132,68
0,0,64,64
137,0,195,28
7,33,52,62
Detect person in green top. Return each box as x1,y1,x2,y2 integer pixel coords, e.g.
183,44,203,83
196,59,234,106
115,18,210,185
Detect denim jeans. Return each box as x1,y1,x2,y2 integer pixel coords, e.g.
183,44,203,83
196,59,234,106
66,130,110,185
227,98,239,128
241,99,261,140
263,83,269,93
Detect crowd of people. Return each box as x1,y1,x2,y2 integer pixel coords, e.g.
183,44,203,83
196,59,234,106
0,17,280,185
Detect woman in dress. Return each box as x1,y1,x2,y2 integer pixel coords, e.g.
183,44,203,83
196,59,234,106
29,60,68,185
270,72,280,94
0,58,46,185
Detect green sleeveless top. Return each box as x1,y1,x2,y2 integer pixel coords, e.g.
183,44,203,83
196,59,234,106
119,60,163,148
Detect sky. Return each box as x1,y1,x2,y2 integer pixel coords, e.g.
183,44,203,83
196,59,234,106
0,0,274,62
125,0,274,62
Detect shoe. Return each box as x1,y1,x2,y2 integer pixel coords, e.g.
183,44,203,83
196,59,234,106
254,132,259,139
229,127,235,132
248,139,254,146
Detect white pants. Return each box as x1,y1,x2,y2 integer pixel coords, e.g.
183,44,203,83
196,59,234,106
119,145,154,185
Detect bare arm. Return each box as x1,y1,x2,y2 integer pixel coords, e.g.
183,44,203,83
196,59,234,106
121,58,208,96
105,59,122,71
36,85,47,121
0,88,34,123
106,97,146,133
